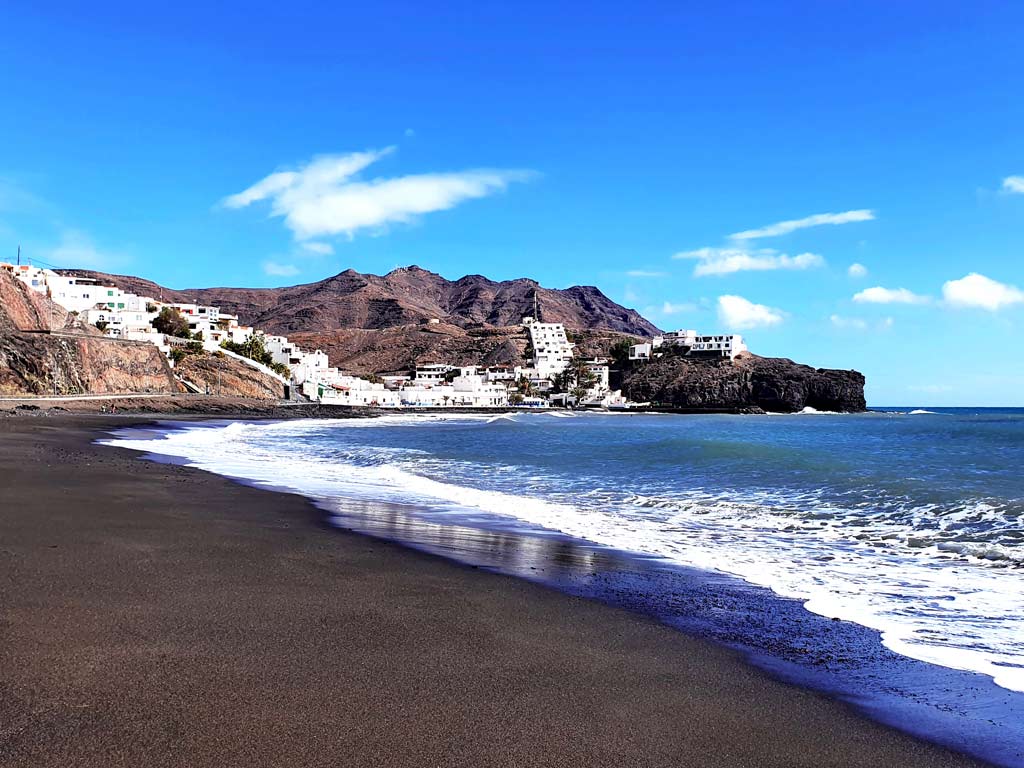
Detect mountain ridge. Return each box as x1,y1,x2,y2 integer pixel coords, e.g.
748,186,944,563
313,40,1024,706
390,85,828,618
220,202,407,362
58,265,661,337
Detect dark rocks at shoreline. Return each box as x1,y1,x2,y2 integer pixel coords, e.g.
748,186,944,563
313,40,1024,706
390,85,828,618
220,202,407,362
620,353,867,413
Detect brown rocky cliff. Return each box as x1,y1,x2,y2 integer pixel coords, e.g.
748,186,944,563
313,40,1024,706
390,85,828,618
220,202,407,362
173,353,285,400
621,353,867,413
0,270,180,396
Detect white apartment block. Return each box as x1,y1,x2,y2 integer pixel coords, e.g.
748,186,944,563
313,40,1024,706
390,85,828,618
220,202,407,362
523,317,574,379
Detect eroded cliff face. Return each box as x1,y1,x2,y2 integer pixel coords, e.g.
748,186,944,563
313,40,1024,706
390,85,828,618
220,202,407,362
0,331,181,397
174,353,285,400
621,353,867,413
0,271,180,397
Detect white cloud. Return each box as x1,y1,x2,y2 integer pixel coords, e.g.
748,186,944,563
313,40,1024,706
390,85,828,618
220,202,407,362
848,262,868,278
1001,176,1024,194
717,295,784,329
661,301,696,315
626,269,668,278
223,147,534,241
673,246,824,277
46,230,128,270
942,273,1024,311
830,314,893,331
263,261,300,277
728,209,874,241
852,286,930,305
830,314,868,330
301,242,334,255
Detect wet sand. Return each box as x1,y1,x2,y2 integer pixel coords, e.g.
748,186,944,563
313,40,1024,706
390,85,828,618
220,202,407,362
0,413,988,767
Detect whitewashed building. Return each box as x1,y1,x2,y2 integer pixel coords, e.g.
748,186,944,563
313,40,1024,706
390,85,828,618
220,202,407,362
629,329,747,362
415,363,455,386
689,334,747,359
523,317,574,379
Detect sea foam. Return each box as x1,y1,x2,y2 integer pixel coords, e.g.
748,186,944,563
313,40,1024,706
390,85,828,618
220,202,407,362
102,415,1024,694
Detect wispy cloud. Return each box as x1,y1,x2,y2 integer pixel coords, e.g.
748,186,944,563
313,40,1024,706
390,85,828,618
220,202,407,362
848,262,868,278
300,242,334,255
262,261,300,277
729,209,874,241
942,273,1024,311
830,313,892,331
661,301,697,315
717,295,784,329
852,286,930,305
223,147,535,241
625,269,668,278
830,314,868,330
1001,176,1024,194
46,230,129,270
673,246,824,277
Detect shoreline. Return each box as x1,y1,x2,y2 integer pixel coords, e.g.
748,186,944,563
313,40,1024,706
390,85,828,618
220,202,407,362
0,412,998,766
116,415,1024,766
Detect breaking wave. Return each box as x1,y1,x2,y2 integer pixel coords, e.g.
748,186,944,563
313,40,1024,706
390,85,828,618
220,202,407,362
102,412,1024,694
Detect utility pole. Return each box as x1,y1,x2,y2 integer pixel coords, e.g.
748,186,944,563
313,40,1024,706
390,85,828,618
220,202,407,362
16,245,21,266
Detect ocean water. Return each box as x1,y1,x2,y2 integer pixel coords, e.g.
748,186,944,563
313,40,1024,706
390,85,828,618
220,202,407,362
102,408,1024,762
104,409,1024,694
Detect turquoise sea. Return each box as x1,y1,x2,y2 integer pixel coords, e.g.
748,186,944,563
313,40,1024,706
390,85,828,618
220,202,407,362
105,407,1024,766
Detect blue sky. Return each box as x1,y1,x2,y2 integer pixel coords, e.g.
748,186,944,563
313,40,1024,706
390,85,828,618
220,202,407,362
2,1,1023,405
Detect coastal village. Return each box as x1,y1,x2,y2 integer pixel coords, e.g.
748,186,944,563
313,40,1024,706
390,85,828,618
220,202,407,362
1,261,748,410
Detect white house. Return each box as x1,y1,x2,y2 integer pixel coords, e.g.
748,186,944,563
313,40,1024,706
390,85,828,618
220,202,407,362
629,329,747,362
305,375,401,406
303,368,510,408
689,334,747,360
415,363,455,386
0,264,116,314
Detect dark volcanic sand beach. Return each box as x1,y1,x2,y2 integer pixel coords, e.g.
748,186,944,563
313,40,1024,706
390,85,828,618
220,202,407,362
0,413,988,767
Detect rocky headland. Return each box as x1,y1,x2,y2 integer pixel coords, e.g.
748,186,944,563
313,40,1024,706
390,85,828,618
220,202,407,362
620,353,866,413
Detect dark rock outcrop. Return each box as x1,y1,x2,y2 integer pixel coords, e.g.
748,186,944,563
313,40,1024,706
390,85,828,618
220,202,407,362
59,266,661,336
621,354,866,413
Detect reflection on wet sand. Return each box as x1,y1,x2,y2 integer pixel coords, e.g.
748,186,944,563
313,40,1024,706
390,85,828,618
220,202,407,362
322,495,1024,768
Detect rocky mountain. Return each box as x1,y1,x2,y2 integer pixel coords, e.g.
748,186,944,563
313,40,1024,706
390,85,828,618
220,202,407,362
0,270,179,397
288,324,641,375
620,353,866,413
59,266,660,337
